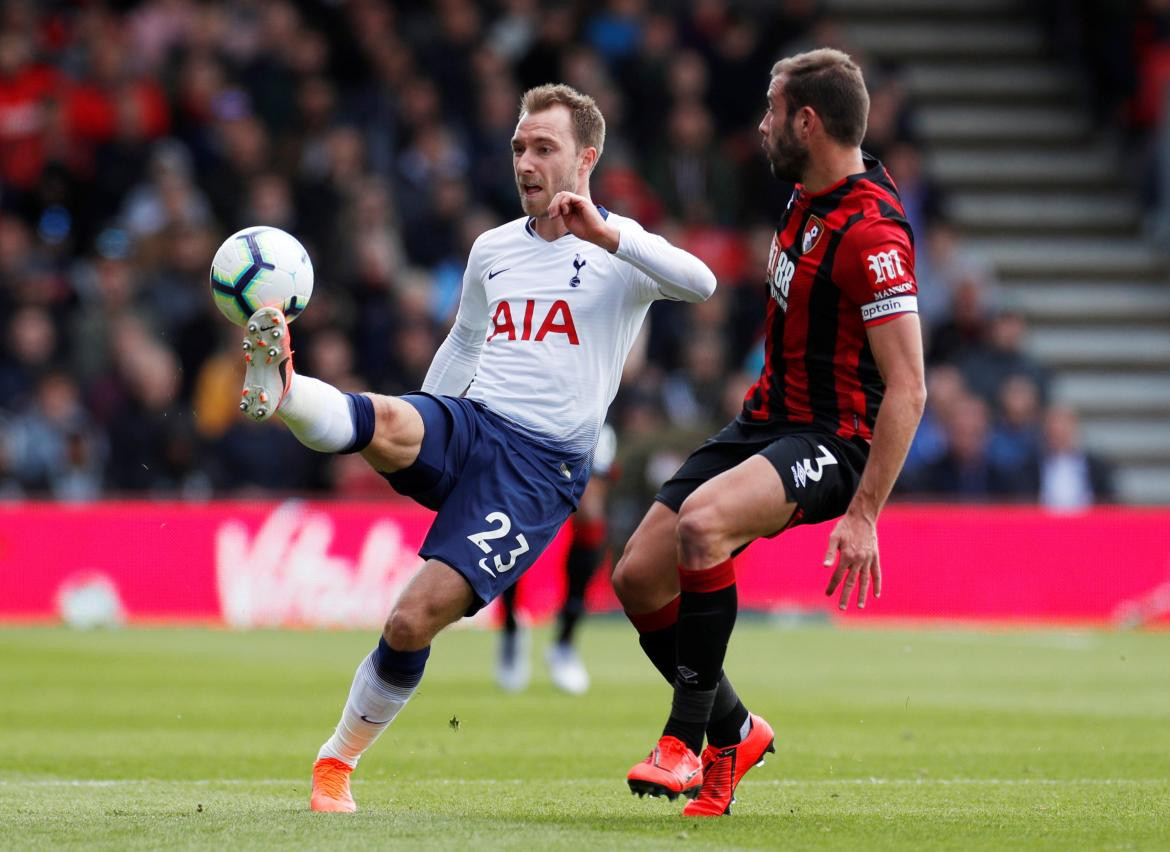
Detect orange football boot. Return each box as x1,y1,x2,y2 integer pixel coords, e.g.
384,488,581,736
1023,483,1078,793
310,757,357,813
627,735,703,801
240,306,293,422
682,713,776,816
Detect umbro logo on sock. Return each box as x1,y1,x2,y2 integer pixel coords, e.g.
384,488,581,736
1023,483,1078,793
676,665,699,685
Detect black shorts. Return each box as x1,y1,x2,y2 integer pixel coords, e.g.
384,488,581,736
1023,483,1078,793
655,418,869,532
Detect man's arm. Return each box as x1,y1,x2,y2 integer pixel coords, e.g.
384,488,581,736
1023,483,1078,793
422,239,489,396
547,191,716,302
823,313,927,608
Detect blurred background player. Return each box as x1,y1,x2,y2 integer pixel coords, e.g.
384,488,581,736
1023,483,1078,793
496,422,616,694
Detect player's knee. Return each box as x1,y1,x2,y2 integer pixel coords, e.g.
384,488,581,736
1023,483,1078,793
383,602,439,651
676,500,724,568
613,543,673,609
611,547,637,603
363,396,422,472
369,396,404,444
612,544,651,606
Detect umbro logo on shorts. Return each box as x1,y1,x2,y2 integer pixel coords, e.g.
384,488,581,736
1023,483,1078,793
791,445,838,489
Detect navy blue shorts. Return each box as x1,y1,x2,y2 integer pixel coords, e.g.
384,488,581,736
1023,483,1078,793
382,394,591,614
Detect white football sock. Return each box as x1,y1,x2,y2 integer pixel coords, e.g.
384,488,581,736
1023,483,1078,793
277,374,357,452
317,653,418,767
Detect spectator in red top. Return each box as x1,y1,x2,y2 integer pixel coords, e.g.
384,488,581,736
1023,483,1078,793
0,31,61,190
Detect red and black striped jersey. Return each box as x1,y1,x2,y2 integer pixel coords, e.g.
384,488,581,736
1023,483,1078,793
741,155,917,443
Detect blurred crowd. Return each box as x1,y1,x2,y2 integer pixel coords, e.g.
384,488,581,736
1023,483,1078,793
0,0,1113,513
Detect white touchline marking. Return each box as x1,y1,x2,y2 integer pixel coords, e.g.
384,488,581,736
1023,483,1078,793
902,632,1100,651
1,778,1165,789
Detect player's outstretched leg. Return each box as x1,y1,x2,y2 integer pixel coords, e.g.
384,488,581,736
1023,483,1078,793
238,306,371,449
239,307,420,465
496,583,530,692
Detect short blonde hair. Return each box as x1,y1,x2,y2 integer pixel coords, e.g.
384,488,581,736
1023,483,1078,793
519,84,606,160
772,48,869,146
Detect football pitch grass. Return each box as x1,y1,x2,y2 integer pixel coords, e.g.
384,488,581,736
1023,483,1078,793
1,622,1168,850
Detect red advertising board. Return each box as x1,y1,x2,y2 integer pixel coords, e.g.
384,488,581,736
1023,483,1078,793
1,502,1168,626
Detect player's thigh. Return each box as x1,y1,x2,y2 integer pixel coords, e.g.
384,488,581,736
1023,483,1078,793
612,500,681,607
385,558,476,649
360,393,426,473
677,455,797,557
417,444,576,615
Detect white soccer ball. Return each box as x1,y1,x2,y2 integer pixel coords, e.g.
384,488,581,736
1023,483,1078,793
209,226,314,326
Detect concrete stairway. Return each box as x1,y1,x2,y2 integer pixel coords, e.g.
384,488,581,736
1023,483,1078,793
826,0,1170,504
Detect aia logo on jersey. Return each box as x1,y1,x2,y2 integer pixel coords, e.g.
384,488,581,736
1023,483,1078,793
569,254,587,287
865,248,906,285
801,216,824,254
488,299,579,345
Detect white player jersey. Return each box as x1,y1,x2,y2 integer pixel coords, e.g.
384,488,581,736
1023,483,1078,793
423,208,714,456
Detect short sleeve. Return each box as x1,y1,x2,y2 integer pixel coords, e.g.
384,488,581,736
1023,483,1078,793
836,218,918,327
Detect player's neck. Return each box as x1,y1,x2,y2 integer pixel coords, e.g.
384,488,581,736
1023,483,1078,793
532,185,593,242
801,147,866,195
532,215,570,241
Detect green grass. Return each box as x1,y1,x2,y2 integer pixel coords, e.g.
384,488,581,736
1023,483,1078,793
1,622,1168,850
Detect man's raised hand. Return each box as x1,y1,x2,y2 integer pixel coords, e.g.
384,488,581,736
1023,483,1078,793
547,191,619,252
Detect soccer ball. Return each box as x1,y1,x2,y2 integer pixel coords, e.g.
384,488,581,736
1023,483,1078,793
209,226,314,326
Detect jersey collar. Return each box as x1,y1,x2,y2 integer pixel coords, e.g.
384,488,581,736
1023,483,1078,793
794,153,884,205
524,204,610,240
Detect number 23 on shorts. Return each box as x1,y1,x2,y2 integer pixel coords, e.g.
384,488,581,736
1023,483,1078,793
467,512,530,578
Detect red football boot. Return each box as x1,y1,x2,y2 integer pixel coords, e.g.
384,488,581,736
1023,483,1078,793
682,714,776,816
627,735,703,801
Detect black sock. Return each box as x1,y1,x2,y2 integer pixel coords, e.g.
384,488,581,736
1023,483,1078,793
706,680,750,747
557,519,605,645
556,540,602,645
637,622,678,684
628,597,748,746
663,686,717,755
662,563,737,754
501,582,518,635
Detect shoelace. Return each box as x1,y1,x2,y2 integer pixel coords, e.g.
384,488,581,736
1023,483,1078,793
316,764,350,799
656,740,686,766
697,748,735,797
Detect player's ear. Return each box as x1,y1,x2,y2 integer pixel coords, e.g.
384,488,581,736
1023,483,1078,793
579,146,598,176
798,106,816,138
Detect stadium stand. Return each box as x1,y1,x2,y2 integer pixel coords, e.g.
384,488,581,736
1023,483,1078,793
0,0,1165,505
830,0,1170,504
